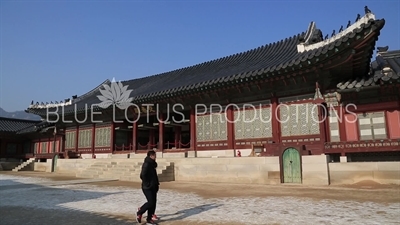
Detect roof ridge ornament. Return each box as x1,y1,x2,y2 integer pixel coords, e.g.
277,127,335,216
297,7,376,53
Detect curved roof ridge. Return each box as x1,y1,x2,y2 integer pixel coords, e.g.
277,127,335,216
72,79,111,103
121,31,306,84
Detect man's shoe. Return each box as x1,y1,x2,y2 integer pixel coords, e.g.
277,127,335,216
136,213,142,223
152,214,159,221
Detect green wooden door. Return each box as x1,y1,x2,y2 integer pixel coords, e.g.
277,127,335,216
282,148,302,183
51,154,58,172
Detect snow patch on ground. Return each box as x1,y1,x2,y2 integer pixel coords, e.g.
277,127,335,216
1,174,399,225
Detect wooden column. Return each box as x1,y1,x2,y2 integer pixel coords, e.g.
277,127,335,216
271,97,280,143
317,104,327,143
226,106,235,149
110,122,115,152
190,108,197,150
53,129,57,153
58,136,62,153
338,106,347,141
132,121,138,151
158,113,164,152
91,124,95,157
38,139,41,154
149,130,155,150
174,126,181,149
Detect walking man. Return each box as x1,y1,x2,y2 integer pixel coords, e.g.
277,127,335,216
136,150,160,225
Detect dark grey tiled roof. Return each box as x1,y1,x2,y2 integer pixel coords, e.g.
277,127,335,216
26,13,385,117
16,121,54,134
337,48,400,90
0,117,41,133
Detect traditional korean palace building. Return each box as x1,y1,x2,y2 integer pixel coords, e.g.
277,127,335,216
2,8,399,163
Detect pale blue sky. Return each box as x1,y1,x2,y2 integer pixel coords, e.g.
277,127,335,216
1,0,399,112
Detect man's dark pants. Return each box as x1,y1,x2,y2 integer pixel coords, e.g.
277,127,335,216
138,188,157,221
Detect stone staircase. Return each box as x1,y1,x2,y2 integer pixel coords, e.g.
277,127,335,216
12,158,35,172
75,159,174,182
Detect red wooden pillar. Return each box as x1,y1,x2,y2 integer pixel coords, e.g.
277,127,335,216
75,125,79,152
58,136,62,153
132,121,138,151
158,113,164,152
174,126,181,149
38,139,41,154
338,106,347,141
271,97,280,143
190,108,197,150
149,130,155,150
318,105,327,143
91,124,96,157
226,106,235,149
110,122,115,152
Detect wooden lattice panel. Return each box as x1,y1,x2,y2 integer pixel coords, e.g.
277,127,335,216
196,113,227,142
41,142,48,153
33,142,39,154
234,108,272,139
65,131,76,149
308,103,320,135
95,126,111,147
329,109,340,142
358,111,387,140
280,105,290,136
196,116,205,142
280,103,320,137
78,129,92,148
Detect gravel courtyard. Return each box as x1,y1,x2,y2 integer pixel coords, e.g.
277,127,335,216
0,171,399,225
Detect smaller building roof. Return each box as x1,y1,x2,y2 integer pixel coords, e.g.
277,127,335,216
0,117,41,133
0,117,52,135
336,47,400,91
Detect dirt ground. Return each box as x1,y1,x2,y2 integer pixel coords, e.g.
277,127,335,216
3,171,399,204
1,171,399,225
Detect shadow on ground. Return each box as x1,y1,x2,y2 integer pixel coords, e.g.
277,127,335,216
158,203,223,222
0,176,132,225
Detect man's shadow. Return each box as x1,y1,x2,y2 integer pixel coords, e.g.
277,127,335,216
157,203,223,222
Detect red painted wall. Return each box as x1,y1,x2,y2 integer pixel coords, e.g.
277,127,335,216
344,114,359,141
386,110,400,139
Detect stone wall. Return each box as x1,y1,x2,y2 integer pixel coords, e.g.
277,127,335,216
302,155,330,185
172,157,281,184
26,154,400,186
329,161,400,185
34,161,52,172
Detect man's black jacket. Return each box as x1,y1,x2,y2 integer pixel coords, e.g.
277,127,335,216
140,156,160,190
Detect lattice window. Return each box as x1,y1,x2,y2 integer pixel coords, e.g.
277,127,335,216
234,107,272,139
196,113,227,141
65,131,76,149
280,103,320,137
329,109,341,142
358,111,387,140
78,129,92,148
33,142,39,154
95,126,111,147
41,142,48,153
48,141,54,153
